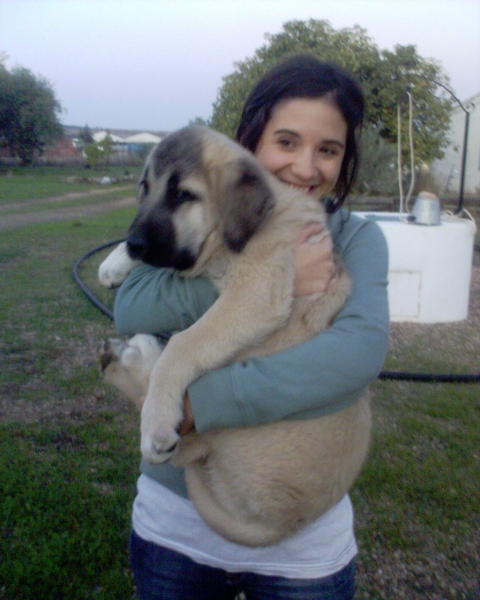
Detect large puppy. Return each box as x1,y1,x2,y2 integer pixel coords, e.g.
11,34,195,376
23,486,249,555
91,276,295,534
98,125,371,546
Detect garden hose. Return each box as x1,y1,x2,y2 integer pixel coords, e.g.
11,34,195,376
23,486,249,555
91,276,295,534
72,238,125,321
73,240,480,384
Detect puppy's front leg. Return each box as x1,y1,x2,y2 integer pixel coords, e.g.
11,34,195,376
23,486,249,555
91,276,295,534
98,242,141,288
141,256,294,463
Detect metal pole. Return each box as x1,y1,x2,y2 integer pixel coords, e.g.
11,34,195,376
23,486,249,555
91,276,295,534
456,110,470,214
419,77,474,213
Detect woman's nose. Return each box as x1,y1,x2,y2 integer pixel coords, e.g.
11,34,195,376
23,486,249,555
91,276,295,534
291,151,319,181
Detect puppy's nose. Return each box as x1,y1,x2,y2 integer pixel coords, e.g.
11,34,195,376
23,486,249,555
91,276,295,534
127,235,147,259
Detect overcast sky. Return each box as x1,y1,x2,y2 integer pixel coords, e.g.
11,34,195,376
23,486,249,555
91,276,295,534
1,0,479,132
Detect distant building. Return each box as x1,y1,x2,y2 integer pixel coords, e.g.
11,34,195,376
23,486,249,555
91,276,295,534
124,132,163,144
43,139,79,159
431,92,480,198
92,131,126,144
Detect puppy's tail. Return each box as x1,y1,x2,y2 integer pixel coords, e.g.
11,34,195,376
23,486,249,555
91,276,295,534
184,463,287,548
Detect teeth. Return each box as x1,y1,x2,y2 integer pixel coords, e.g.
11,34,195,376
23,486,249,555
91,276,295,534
284,182,312,192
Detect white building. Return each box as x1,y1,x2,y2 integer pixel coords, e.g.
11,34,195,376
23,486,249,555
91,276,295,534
431,92,480,198
92,131,126,143
124,132,163,144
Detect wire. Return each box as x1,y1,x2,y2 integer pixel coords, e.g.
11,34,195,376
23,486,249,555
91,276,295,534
397,103,404,213
404,92,416,213
73,241,480,384
397,92,416,214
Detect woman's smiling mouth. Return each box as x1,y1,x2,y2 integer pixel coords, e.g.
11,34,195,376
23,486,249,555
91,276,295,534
281,180,320,195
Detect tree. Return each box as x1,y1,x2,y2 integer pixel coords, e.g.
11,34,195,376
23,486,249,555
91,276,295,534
98,132,114,165
84,142,104,168
0,66,63,165
210,20,453,165
357,125,398,195
79,124,94,146
189,116,209,126
84,133,114,167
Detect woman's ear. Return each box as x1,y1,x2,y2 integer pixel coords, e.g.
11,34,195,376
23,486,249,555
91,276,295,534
217,157,275,253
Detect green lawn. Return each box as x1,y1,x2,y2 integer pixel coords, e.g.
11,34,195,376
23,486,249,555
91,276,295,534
0,197,478,598
0,210,139,599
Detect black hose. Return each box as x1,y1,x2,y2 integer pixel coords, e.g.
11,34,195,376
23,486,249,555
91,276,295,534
74,240,480,384
378,371,480,383
73,238,126,321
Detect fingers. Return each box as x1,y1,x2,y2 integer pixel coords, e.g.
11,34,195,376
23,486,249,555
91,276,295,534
294,228,337,297
296,222,326,245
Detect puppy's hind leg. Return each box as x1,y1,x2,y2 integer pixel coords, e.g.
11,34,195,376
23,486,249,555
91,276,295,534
98,334,164,409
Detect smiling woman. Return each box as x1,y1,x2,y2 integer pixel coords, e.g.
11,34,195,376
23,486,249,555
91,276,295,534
254,97,347,199
114,55,390,600
236,58,364,214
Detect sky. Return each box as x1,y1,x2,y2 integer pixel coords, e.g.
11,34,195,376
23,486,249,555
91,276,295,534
1,0,479,132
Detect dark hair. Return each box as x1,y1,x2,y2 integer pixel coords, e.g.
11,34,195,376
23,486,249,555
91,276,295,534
235,55,365,212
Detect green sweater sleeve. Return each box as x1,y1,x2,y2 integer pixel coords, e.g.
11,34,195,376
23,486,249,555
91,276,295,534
114,265,219,336
113,211,390,432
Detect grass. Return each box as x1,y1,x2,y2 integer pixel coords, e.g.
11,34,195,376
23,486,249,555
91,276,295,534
0,164,142,204
0,186,479,598
353,381,479,596
0,209,139,599
1,420,136,599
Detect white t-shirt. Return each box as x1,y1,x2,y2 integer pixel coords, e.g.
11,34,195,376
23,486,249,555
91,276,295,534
132,474,357,579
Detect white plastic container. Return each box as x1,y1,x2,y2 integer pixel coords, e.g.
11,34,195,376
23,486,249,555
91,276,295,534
355,212,477,323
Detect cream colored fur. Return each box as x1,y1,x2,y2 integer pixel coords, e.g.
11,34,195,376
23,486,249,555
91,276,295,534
98,125,371,546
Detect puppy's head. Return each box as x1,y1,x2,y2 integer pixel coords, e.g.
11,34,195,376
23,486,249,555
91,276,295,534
126,125,275,271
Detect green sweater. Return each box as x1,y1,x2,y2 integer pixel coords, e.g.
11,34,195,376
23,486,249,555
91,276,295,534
114,210,390,497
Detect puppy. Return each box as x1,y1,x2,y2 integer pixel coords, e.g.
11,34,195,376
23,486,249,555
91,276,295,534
98,125,371,546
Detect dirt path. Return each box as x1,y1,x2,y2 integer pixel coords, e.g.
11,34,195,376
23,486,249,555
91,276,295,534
0,185,134,213
0,187,136,230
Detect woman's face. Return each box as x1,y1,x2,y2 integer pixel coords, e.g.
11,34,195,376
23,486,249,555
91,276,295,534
254,97,347,201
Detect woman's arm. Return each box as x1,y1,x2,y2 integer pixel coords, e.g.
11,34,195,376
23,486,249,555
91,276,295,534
114,264,219,336
188,215,389,433
113,214,390,434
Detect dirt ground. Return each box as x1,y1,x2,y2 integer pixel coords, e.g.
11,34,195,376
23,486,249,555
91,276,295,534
0,187,136,230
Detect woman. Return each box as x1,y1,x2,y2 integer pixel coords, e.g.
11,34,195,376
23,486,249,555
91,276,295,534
115,55,390,599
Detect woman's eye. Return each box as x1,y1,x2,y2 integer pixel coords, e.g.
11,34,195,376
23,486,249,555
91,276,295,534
278,138,294,149
320,147,336,156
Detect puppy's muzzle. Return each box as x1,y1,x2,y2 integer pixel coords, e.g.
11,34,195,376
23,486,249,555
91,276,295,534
127,235,148,261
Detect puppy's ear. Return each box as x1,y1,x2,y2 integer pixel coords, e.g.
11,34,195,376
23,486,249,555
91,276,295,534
219,158,275,253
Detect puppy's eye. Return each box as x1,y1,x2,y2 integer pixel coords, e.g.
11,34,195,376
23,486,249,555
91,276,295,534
142,180,150,196
175,189,197,202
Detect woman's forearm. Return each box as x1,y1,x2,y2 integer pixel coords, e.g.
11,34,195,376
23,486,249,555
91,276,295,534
114,264,218,335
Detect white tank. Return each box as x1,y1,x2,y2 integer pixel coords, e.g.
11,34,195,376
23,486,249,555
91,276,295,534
355,212,477,323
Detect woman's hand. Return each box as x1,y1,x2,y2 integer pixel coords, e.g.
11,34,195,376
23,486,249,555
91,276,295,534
294,223,338,297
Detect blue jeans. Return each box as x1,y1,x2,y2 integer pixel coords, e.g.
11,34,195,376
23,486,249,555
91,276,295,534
130,530,355,600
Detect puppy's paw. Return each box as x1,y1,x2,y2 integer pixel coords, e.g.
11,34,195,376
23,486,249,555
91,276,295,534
140,392,184,463
97,335,163,405
98,338,127,372
98,242,140,288
141,429,181,464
